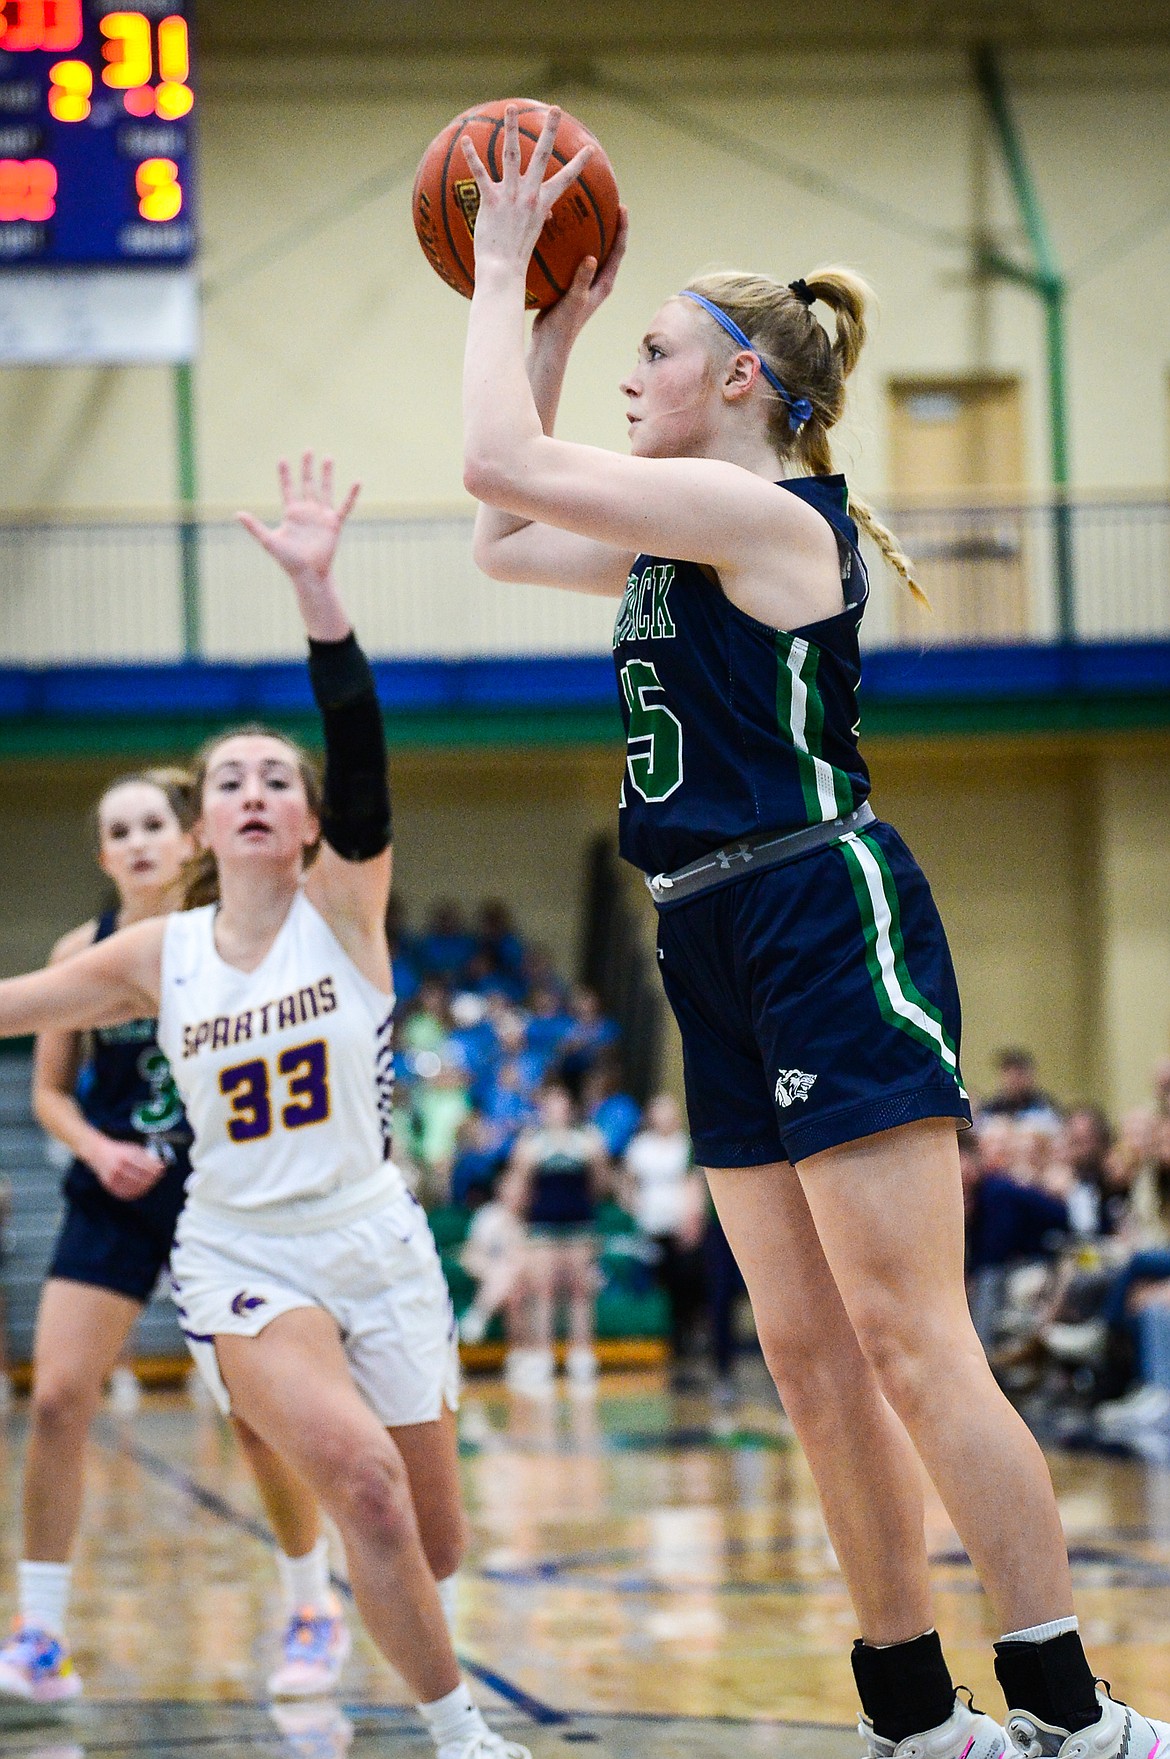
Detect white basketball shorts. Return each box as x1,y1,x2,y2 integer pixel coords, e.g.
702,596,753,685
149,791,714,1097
170,1187,459,1426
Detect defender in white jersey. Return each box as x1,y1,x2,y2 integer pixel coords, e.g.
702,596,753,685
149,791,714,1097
0,454,529,1759
161,888,457,1429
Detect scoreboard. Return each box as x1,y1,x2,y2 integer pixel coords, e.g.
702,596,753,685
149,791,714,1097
0,0,194,266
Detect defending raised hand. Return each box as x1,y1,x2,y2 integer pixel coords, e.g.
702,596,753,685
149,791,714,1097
237,451,359,641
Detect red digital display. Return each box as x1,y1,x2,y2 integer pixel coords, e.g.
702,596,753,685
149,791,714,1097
0,1,195,262
0,1,83,53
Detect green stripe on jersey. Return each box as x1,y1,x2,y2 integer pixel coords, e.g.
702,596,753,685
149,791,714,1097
840,832,965,1089
775,633,855,825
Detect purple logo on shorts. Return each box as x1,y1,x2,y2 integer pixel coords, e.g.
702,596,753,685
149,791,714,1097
230,1291,268,1317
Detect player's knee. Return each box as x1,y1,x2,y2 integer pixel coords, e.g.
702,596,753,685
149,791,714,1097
756,1324,839,1416
335,1444,415,1548
30,1368,100,1435
849,1299,939,1419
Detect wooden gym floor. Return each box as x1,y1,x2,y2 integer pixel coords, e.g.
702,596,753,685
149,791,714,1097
2,1365,1169,1758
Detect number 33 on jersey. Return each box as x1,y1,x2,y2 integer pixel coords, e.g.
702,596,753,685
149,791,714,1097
157,892,396,1213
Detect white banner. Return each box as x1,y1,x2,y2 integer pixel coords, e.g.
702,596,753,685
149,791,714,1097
0,267,198,365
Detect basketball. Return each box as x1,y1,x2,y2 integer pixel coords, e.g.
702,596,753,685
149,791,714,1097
412,98,620,310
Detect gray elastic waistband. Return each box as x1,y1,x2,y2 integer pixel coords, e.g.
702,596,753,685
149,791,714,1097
646,801,876,907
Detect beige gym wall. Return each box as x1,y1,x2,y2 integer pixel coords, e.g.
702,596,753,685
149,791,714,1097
3,734,1167,1116
0,45,1168,516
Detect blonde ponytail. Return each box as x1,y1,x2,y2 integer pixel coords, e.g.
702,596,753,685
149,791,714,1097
848,495,929,609
682,262,927,608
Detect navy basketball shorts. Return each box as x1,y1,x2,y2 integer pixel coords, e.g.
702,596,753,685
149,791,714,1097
654,821,971,1167
49,1154,189,1305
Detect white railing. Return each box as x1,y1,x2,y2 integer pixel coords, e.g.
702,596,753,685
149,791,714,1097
1,497,1168,664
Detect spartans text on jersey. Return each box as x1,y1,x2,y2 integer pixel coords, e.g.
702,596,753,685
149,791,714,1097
181,975,338,1059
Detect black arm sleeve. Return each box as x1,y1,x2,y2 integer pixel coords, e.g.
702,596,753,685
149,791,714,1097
307,631,392,862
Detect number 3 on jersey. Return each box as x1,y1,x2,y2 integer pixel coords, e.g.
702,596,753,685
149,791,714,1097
619,660,684,804
219,1041,330,1143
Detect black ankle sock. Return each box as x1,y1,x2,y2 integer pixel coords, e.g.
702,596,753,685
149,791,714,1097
852,1631,955,1744
993,1632,1100,1733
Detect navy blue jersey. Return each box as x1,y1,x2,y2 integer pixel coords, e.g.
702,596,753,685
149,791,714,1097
612,474,870,876
78,909,191,1149
526,1127,598,1228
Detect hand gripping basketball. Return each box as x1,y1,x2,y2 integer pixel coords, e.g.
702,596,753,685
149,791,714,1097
459,104,594,284
412,97,621,309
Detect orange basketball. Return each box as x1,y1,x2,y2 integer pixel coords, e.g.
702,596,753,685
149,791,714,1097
412,98,620,311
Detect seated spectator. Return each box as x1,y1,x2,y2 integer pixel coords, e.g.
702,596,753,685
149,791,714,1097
1094,1247,1170,1436
486,1009,551,1103
399,977,452,1057
623,1096,706,1379
447,991,500,1084
963,1126,1069,1352
472,900,527,998
458,1169,529,1345
583,1054,642,1159
416,899,477,982
1123,1114,1170,1251
981,1048,1061,1128
557,985,620,1089
1057,1105,1116,1237
1012,1118,1065,1196
477,1059,540,1158
406,1049,472,1189
506,1082,610,1393
449,1111,508,1208
518,942,569,1005
965,1137,1069,1271
525,984,576,1065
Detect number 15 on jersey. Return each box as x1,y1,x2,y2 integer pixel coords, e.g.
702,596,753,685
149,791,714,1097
619,660,684,805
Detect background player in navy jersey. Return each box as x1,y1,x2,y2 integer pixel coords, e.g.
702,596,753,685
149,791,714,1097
0,769,353,1707
0,455,529,1759
458,107,1169,1759
0,769,196,1705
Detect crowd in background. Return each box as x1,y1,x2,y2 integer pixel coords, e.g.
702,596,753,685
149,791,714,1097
386,897,740,1398
963,1049,1170,1448
390,902,1170,1435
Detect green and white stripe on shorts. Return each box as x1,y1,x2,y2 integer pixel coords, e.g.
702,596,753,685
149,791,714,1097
839,831,968,1098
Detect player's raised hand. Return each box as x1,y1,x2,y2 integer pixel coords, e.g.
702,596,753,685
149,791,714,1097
460,103,593,276
533,203,629,351
237,451,361,590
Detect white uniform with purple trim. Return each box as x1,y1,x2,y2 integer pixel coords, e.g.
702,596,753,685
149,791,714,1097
158,890,458,1422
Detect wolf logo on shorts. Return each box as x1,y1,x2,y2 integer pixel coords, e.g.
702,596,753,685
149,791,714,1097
775,1070,817,1108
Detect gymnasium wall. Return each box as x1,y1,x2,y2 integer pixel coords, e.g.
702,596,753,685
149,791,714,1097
0,46,1168,521
3,733,1168,1118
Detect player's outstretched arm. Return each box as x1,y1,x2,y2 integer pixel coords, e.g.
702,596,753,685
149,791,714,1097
472,209,635,597
0,918,164,1043
461,106,834,597
238,454,392,979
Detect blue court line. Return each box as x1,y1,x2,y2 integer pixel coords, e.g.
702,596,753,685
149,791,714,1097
479,1532,1170,1599
94,1421,570,1728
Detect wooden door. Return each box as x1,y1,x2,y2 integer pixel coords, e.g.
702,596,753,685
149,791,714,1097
887,377,1028,641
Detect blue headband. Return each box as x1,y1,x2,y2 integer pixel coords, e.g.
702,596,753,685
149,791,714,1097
679,290,814,433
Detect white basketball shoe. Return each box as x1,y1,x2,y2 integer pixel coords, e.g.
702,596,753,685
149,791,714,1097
1005,1687,1170,1759
860,1693,1011,1759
